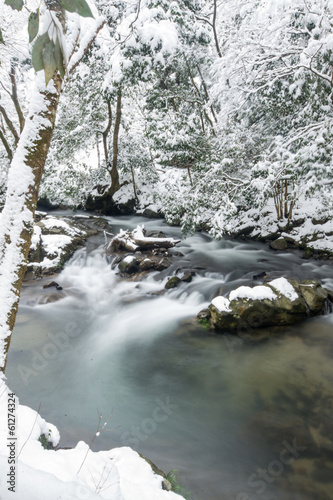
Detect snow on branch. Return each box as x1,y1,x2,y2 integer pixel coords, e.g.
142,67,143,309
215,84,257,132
106,225,180,253
67,16,106,75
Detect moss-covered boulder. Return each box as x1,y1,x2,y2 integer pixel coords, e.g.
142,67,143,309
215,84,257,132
205,277,332,332
165,276,181,289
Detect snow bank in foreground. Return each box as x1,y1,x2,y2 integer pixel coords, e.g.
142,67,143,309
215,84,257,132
0,381,181,500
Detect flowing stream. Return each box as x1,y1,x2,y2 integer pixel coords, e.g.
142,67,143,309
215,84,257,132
5,214,333,500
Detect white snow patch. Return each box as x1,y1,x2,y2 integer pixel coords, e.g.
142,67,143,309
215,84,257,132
211,296,231,312
269,277,298,301
123,255,136,264
30,225,42,251
41,234,72,256
42,217,84,236
229,285,276,302
0,381,182,500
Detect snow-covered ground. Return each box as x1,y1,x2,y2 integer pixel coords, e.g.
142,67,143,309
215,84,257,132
0,380,182,500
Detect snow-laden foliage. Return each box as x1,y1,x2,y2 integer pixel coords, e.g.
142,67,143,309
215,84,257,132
210,0,333,222
1,0,333,230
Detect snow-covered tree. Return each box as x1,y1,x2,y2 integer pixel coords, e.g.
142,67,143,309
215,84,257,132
210,0,333,221
0,0,105,370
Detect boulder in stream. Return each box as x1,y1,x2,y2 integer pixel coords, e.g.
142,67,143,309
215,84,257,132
204,277,333,332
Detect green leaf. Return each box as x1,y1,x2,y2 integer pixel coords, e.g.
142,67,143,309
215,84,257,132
0,28,5,45
4,0,23,11
42,40,57,86
28,9,39,43
55,37,65,79
31,32,50,73
59,0,94,18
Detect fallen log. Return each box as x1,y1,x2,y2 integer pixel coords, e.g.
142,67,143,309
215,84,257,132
106,225,180,253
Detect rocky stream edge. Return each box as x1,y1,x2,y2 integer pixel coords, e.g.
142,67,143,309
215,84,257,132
28,212,333,332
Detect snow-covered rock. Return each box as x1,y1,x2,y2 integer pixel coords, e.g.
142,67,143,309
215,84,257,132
205,278,333,331
27,214,111,277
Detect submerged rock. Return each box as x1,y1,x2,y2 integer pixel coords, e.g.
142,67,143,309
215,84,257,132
42,281,63,290
204,277,332,332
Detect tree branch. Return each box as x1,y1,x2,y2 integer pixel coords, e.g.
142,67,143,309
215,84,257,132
0,129,13,162
0,105,20,146
10,63,25,134
69,19,106,75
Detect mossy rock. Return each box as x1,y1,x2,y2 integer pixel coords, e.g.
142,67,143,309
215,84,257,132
208,278,332,332
165,276,181,289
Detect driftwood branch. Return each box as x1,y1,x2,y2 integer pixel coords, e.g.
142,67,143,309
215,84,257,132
107,227,180,253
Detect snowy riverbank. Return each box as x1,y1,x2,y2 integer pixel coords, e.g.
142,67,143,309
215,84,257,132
0,380,182,500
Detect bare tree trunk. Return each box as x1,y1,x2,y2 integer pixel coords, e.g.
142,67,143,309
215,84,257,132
108,86,122,197
130,163,138,201
196,63,218,123
187,164,193,186
96,132,101,168
284,178,288,218
102,98,112,166
212,0,222,58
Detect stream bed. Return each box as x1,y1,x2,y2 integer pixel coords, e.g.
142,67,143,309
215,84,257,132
5,214,333,500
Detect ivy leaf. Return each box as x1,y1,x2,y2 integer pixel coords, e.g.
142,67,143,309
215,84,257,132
4,0,23,11
0,28,5,45
59,0,94,18
42,41,57,86
28,9,39,43
55,37,66,79
31,32,50,73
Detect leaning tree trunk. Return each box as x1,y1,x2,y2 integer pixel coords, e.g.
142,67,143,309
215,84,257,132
0,73,62,371
0,14,105,373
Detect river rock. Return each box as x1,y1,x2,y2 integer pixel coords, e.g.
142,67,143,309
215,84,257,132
299,280,328,314
181,271,194,283
43,281,63,290
205,277,332,332
139,258,157,271
165,276,181,289
142,208,161,219
156,257,171,271
118,256,139,274
269,237,288,250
